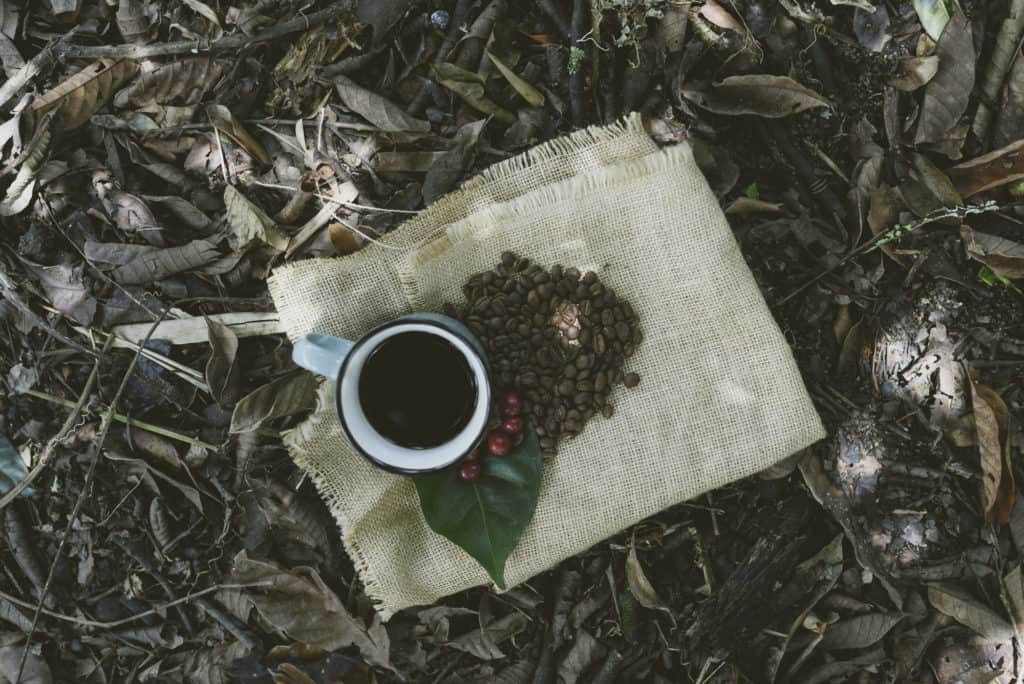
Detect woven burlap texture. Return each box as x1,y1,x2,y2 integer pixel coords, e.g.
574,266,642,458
268,114,825,617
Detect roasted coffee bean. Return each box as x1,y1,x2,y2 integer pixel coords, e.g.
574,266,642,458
449,252,640,456
539,436,555,449
602,405,614,419
632,329,643,345
623,372,640,388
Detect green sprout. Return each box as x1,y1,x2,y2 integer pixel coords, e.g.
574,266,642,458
567,46,585,75
978,265,1011,287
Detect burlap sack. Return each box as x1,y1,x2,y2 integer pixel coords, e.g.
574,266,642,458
268,114,825,617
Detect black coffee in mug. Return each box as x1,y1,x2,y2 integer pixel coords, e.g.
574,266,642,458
358,331,478,449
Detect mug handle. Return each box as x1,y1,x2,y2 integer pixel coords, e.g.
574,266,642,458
292,334,355,380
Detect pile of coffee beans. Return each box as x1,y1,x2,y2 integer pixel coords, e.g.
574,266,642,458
444,251,642,457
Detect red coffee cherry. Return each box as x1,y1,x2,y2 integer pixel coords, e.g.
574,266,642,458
499,391,522,417
459,461,482,482
501,416,524,435
487,430,512,456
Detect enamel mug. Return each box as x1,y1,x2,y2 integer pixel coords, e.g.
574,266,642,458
291,313,491,474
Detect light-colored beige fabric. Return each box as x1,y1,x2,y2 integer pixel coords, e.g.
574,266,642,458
268,114,825,617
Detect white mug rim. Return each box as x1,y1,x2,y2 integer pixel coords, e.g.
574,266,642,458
334,319,490,474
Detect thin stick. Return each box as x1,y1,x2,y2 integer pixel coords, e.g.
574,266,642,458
17,307,176,682
777,201,1003,306
0,339,110,511
0,583,265,630
59,2,356,60
22,389,220,451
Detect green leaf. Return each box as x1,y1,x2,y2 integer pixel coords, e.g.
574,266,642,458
744,182,760,199
0,435,32,497
414,425,542,588
978,265,1011,287
913,0,951,42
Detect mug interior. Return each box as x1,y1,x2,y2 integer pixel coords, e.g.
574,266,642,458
336,322,490,473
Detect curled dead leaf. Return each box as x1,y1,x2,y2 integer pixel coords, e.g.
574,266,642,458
928,583,1014,641
961,226,1024,280
114,57,225,108
230,372,318,433
230,552,392,670
682,74,830,118
333,74,430,132
971,381,1014,525
32,59,138,130
915,10,975,145
948,139,1024,198
224,185,289,252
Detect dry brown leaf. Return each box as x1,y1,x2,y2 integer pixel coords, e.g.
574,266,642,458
486,51,545,107
433,63,516,124
682,74,830,118
224,185,288,252
0,635,52,684
821,612,903,650
423,119,486,206
929,584,1014,640
915,10,975,145
448,612,529,660
32,59,137,130
961,227,1024,280
175,641,248,684
0,111,53,216
110,239,221,285
557,628,606,684
229,552,392,670
333,74,430,132
206,104,270,165
114,58,224,108
116,0,157,44
626,534,672,617
24,261,96,325
889,55,939,91
230,372,317,433
205,318,241,405
971,381,1014,524
948,139,1024,198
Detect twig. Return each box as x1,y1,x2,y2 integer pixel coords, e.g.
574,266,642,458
0,583,264,630
17,307,173,682
21,389,220,451
569,0,587,126
776,201,1004,306
0,339,109,511
59,2,356,59
0,30,76,110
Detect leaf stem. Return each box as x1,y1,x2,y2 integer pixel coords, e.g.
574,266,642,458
21,388,220,451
